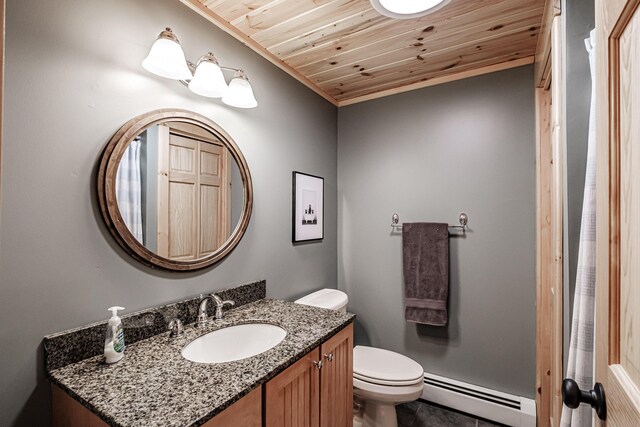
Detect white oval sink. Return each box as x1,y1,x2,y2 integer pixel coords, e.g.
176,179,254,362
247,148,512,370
181,323,287,364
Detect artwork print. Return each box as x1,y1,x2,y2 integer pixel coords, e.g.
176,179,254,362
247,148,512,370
293,172,324,242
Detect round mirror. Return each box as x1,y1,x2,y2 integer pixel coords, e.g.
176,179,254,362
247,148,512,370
98,109,253,271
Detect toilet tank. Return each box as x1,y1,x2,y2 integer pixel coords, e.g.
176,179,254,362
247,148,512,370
294,288,348,312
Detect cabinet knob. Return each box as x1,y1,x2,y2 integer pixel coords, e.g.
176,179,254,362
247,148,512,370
324,353,334,362
313,360,323,369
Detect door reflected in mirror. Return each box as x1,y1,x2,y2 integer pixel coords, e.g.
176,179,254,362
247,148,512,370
115,122,243,261
99,110,252,271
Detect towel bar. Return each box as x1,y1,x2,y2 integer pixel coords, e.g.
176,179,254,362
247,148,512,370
390,212,468,231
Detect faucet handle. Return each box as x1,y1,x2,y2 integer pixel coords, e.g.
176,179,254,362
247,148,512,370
211,293,223,305
212,296,235,319
168,319,184,338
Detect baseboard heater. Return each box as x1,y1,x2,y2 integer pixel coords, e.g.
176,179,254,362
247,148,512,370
421,372,536,427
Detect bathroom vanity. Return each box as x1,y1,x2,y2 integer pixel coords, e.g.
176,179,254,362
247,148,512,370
44,282,354,427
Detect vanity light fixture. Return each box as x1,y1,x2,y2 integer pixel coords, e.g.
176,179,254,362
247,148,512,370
143,28,257,108
222,71,258,109
369,0,449,19
142,28,192,80
188,53,228,98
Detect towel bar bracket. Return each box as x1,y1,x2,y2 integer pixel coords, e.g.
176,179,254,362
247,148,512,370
390,212,468,231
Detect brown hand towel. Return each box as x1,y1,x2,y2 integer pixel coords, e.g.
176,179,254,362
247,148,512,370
403,222,449,326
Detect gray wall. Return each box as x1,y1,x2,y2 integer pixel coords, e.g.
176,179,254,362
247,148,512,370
337,66,536,398
0,0,337,425
564,0,594,329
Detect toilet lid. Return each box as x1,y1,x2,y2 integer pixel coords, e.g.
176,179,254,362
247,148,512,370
294,289,348,311
353,346,424,385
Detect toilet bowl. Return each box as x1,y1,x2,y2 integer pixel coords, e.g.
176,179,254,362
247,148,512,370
295,289,424,427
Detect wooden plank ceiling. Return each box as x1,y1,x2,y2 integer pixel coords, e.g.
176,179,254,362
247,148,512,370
182,0,545,106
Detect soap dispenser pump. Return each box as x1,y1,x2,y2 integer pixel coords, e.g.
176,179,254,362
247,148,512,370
104,306,125,364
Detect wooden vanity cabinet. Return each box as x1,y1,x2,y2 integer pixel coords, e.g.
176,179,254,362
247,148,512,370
52,323,353,427
202,386,261,427
265,323,353,427
52,385,262,427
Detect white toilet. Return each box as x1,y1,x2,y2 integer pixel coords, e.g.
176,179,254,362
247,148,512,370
295,289,424,427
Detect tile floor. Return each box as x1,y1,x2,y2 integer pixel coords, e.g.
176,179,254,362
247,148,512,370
396,400,506,427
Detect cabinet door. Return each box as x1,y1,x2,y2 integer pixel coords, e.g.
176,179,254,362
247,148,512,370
265,347,321,427
320,323,353,427
202,386,261,427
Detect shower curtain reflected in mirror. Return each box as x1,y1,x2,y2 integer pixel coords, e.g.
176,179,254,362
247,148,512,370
115,138,144,244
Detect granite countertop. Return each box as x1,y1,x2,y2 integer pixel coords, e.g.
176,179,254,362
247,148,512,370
48,299,355,427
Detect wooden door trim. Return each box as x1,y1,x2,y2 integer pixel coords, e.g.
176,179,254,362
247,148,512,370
534,0,561,88
0,0,4,229
603,0,640,366
549,16,565,425
534,9,564,426
535,87,553,426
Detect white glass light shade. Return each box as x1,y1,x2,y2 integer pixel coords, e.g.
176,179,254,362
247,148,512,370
370,0,447,19
222,74,258,109
142,29,192,80
188,55,228,98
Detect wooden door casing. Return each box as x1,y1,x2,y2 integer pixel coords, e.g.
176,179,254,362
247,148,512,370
595,0,640,424
320,324,353,427
265,348,321,427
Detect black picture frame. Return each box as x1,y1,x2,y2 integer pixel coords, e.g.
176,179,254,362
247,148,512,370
292,171,324,242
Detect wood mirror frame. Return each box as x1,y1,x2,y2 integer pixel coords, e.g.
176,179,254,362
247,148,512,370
97,109,253,271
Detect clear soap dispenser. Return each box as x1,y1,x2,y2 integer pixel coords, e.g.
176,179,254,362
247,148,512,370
104,306,125,364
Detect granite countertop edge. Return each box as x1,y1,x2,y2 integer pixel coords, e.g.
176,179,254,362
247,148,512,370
48,299,355,427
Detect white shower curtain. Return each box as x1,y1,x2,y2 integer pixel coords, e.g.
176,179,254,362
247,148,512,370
115,138,144,244
560,29,596,427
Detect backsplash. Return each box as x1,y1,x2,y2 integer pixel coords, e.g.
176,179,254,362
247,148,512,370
43,280,266,372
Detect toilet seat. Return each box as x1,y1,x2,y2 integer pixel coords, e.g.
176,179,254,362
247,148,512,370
353,346,424,386
354,371,423,387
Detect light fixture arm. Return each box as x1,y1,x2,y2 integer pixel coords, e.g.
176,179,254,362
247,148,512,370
179,61,244,89
185,60,243,75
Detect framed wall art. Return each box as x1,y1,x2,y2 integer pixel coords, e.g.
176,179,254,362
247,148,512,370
292,171,324,242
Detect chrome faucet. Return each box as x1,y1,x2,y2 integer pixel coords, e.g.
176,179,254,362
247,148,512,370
196,293,235,327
